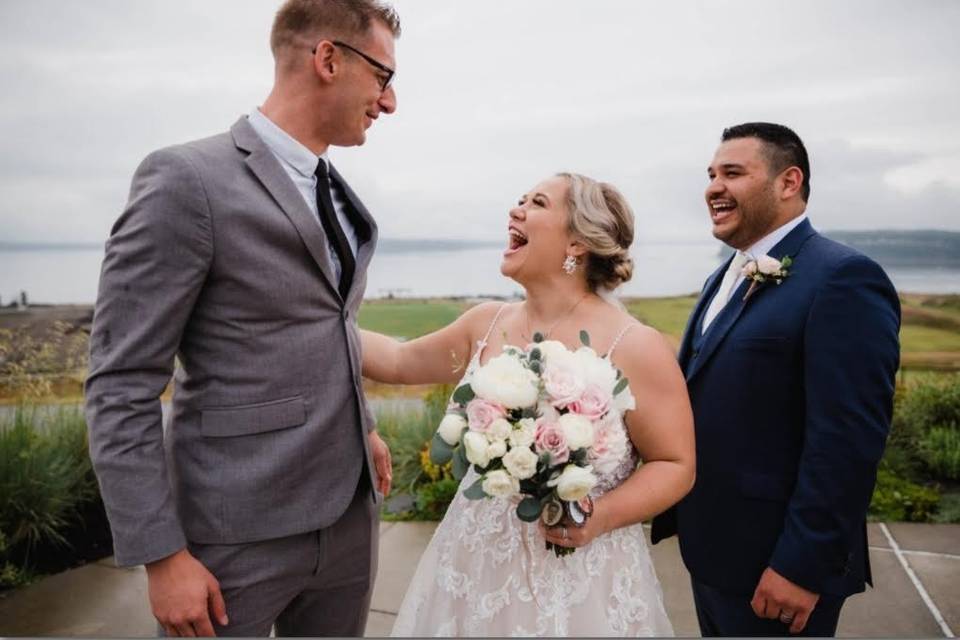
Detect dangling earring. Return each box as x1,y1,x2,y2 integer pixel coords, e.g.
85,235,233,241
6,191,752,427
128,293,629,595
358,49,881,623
562,255,578,275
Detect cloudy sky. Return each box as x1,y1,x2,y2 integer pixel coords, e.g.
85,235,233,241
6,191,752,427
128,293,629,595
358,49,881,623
1,0,958,245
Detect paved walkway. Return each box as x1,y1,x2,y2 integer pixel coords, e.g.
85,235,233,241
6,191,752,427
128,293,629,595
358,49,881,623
1,523,957,637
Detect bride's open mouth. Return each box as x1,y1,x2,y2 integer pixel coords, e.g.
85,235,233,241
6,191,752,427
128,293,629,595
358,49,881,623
504,227,528,256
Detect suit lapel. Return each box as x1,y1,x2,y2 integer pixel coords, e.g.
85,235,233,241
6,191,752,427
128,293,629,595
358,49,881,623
685,218,818,383
231,118,341,302
330,164,379,309
678,262,727,371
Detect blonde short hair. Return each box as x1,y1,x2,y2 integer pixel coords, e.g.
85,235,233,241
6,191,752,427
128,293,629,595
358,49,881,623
557,173,635,291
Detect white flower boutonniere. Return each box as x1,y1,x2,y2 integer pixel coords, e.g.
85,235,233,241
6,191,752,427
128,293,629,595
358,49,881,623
741,254,793,302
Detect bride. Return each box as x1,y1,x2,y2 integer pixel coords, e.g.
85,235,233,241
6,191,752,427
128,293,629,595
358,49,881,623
361,173,695,636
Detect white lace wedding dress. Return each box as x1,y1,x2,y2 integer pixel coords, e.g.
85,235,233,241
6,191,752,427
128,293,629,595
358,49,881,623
391,306,674,637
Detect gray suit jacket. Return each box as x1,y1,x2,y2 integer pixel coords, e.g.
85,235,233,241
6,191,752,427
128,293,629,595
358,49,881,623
85,117,380,567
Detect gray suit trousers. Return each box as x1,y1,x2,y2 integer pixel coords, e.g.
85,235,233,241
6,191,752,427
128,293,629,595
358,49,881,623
166,479,378,637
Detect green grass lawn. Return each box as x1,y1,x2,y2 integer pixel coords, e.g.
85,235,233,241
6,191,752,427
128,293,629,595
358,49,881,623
624,296,698,337
358,299,467,339
899,325,960,352
358,293,960,371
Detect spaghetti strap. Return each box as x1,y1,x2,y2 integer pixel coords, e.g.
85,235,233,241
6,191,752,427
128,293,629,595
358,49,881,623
474,303,509,362
606,321,638,360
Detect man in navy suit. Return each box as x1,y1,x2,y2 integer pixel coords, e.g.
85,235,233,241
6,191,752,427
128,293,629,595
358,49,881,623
652,123,900,636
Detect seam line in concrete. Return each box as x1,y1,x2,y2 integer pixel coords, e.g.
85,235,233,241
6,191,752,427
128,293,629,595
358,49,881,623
879,523,954,638
870,546,960,561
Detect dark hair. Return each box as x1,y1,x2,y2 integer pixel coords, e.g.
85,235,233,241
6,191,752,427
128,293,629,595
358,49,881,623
271,0,401,59
722,122,810,202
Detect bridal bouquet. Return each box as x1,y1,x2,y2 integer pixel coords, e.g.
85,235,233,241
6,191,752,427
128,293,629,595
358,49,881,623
430,331,635,556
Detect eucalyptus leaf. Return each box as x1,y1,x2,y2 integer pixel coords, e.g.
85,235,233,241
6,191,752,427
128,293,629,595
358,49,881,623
452,384,475,405
463,478,487,500
430,433,454,465
529,348,542,361
579,330,591,347
613,377,629,396
452,443,469,480
533,332,544,343
517,497,543,522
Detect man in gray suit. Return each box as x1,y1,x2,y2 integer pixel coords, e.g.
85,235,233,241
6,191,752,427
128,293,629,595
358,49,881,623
85,0,399,636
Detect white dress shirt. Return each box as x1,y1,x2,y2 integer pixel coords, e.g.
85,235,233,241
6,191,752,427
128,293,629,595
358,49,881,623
702,214,809,333
731,214,808,294
247,108,358,283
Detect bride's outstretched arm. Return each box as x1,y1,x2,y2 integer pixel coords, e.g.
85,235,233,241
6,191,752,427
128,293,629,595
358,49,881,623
599,325,696,532
360,301,504,386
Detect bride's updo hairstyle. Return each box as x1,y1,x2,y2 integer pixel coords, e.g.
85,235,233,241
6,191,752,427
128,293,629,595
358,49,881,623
557,173,635,292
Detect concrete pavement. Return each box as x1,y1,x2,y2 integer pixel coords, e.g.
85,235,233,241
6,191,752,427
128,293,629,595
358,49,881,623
0,522,956,637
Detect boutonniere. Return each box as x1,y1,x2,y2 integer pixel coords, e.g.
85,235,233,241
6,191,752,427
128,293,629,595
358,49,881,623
741,254,792,302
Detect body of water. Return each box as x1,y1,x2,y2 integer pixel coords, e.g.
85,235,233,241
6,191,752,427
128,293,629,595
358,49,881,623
2,241,958,305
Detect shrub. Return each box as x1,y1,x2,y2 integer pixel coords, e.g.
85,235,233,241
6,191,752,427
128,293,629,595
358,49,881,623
917,426,960,481
890,373,960,452
932,491,960,524
414,477,459,521
0,404,99,587
376,384,458,520
869,468,940,522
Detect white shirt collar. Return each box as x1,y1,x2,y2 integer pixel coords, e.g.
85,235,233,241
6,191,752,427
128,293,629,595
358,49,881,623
743,213,808,260
247,107,329,178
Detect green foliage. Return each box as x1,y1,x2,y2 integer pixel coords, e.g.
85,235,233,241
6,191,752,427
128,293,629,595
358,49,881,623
0,404,99,588
376,404,437,497
377,384,461,521
869,468,940,523
889,373,960,453
0,529,33,588
917,426,960,481
413,477,458,521
932,491,960,524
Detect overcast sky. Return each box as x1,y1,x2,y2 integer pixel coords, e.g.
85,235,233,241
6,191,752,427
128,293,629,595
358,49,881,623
1,0,958,245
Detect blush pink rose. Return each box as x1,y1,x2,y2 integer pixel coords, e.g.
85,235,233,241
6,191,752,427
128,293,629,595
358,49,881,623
757,255,782,275
534,420,570,465
466,398,505,433
543,366,585,409
569,385,612,421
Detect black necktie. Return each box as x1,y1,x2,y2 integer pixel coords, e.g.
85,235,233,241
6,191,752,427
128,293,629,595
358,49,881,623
315,160,355,299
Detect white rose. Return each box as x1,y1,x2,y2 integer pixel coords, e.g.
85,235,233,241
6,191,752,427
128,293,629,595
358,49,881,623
575,347,618,392
559,412,595,450
532,339,569,362
487,418,513,443
463,431,491,467
502,445,539,480
486,439,507,461
537,401,561,424
482,469,520,498
471,352,540,409
437,414,467,446
757,254,782,275
554,464,597,501
509,418,537,448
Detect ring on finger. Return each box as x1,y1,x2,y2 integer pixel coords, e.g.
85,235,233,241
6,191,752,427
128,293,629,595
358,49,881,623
561,526,568,540
779,612,795,624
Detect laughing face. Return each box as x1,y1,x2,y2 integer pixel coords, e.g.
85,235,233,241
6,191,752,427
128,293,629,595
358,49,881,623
501,176,578,284
705,137,781,250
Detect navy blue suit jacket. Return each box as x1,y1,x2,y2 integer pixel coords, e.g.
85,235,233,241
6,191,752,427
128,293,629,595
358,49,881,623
651,219,900,597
